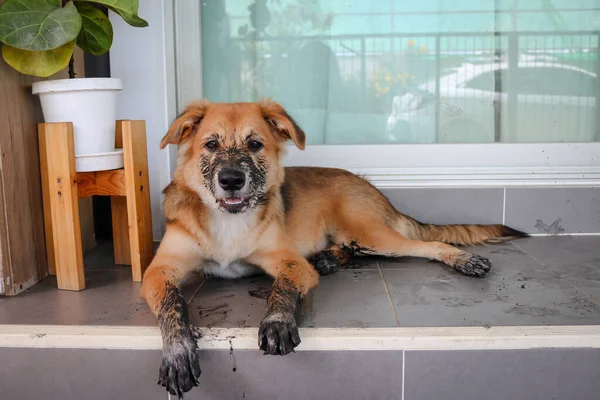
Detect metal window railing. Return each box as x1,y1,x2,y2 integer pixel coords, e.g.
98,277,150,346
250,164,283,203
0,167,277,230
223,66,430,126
226,30,599,142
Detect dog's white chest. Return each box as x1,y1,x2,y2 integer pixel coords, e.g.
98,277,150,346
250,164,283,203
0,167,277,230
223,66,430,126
207,212,259,269
203,260,262,279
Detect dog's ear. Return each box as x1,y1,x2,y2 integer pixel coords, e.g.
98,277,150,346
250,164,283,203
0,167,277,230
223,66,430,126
160,100,210,149
258,98,306,150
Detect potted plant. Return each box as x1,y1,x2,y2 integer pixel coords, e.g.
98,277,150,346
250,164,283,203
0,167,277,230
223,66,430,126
0,0,147,172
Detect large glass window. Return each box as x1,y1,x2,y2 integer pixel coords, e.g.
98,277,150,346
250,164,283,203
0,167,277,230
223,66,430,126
196,0,599,145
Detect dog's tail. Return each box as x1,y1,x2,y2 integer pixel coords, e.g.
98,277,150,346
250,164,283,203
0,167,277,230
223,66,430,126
395,212,528,246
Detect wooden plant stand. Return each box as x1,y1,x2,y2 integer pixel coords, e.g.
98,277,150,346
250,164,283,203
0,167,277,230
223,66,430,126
38,120,154,291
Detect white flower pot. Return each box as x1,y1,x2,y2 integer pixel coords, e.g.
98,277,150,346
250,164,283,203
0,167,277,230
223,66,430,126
32,78,124,172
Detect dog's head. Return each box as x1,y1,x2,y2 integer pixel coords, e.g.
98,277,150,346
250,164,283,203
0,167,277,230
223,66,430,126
161,99,305,214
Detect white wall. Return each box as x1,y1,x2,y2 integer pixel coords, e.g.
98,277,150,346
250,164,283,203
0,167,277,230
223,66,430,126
109,1,177,241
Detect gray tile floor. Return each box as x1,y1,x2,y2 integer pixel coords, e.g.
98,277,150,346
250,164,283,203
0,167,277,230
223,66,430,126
1,237,599,328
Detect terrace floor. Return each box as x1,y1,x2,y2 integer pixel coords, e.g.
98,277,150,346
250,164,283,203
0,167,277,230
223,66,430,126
2,236,599,329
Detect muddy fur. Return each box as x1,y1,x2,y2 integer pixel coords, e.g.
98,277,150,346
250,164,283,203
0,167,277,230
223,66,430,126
157,284,201,398
198,145,269,212
448,253,493,278
259,276,302,355
140,99,527,397
309,250,341,276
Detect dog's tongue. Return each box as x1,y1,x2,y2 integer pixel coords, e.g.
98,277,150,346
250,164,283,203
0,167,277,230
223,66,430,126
223,197,243,205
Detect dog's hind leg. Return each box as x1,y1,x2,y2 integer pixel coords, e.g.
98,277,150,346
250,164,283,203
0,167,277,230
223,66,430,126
335,223,492,278
309,244,351,276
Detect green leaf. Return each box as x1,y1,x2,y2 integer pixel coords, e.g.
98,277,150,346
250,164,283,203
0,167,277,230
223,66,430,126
0,0,82,51
74,2,113,55
45,0,62,6
2,40,76,77
76,0,148,27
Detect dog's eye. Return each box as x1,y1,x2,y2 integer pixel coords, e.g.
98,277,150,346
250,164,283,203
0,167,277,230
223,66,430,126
248,140,263,151
205,140,219,151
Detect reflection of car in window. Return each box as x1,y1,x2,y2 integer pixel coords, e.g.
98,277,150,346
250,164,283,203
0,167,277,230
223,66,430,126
386,61,597,143
462,70,499,92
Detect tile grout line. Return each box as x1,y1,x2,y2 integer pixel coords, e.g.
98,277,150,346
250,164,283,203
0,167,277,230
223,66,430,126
377,260,401,327
187,279,205,305
510,241,546,266
502,187,506,225
401,349,406,400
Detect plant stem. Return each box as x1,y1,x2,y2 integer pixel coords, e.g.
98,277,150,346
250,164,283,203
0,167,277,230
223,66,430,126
62,1,76,79
68,55,75,78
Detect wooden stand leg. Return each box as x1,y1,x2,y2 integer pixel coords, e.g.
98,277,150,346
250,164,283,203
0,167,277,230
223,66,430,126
111,121,131,265
111,196,131,265
120,120,154,282
38,125,56,276
38,123,85,291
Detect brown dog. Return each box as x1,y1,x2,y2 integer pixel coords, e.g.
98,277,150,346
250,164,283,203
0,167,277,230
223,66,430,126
141,99,526,397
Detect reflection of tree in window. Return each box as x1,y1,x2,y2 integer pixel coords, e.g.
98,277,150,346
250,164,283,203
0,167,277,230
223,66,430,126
236,0,335,102
202,0,241,101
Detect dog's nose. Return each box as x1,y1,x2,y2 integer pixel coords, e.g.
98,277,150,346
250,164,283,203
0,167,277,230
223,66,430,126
218,168,246,191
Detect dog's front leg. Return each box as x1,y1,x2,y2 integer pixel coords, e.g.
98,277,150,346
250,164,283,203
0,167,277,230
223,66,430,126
140,226,204,398
246,248,320,355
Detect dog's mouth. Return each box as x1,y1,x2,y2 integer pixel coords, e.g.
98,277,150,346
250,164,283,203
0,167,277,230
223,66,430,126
219,196,249,213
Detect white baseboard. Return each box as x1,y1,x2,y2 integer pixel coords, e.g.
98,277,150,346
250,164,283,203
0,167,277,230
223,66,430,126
151,165,600,241
351,166,600,189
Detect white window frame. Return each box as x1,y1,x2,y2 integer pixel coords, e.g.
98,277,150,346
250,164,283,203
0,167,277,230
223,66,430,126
172,3,600,187
110,1,600,239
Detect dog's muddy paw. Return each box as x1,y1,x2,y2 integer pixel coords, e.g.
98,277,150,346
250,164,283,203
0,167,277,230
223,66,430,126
455,254,492,278
310,250,340,276
189,324,203,340
158,332,201,398
258,313,301,356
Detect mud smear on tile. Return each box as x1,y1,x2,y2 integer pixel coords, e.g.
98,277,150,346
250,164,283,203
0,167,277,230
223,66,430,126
555,293,599,316
351,270,367,280
440,297,483,307
428,275,458,292
248,287,270,300
507,304,560,317
342,256,381,270
490,247,526,255
197,302,232,328
247,275,270,284
229,339,237,372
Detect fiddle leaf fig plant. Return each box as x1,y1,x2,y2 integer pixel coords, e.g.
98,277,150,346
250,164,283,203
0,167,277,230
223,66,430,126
0,0,147,77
